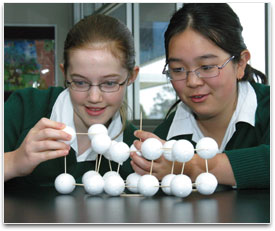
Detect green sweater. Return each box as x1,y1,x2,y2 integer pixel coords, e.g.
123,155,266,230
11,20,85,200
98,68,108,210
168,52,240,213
154,82,270,189
4,87,137,187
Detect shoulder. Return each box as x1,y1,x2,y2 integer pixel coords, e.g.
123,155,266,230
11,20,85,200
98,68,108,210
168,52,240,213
153,111,176,140
123,121,138,145
250,82,270,102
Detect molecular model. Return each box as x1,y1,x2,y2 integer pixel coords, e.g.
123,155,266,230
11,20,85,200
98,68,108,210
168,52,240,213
54,123,219,198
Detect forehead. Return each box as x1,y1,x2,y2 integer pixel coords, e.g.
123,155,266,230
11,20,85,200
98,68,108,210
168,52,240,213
168,29,225,60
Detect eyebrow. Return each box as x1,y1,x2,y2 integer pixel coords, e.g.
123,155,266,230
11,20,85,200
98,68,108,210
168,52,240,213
70,73,121,80
168,54,219,63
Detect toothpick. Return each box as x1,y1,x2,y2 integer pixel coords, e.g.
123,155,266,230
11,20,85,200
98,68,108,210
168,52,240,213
96,154,103,173
171,161,175,174
180,162,185,175
150,160,154,175
74,183,84,186
95,154,98,171
117,163,120,173
205,159,209,173
64,156,67,173
109,159,112,171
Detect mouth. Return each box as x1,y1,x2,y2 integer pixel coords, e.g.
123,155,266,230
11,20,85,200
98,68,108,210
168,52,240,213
85,106,106,116
190,94,209,103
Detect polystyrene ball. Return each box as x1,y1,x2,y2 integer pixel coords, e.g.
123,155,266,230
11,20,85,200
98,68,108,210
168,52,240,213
60,126,76,145
102,171,119,180
195,172,218,195
109,141,130,164
196,137,219,159
137,174,159,197
130,144,142,156
104,140,117,160
88,124,108,140
54,173,76,194
83,174,105,195
172,139,194,163
170,174,192,198
162,140,176,161
104,174,125,196
126,172,141,193
91,133,111,154
82,170,99,184
161,174,176,195
141,138,163,160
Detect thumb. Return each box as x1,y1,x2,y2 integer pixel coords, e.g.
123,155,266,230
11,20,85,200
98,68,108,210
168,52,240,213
134,130,160,142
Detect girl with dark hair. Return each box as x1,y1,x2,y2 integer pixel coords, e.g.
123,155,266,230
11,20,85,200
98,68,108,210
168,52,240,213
5,14,139,186
132,3,269,189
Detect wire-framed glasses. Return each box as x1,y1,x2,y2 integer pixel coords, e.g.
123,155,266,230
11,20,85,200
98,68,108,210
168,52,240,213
66,77,128,93
162,56,235,81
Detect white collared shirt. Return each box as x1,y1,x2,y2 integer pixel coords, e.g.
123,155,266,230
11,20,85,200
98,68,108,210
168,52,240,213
50,88,123,162
167,82,257,152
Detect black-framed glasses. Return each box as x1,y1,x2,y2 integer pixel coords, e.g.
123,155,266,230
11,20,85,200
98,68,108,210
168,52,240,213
162,56,235,81
66,77,128,93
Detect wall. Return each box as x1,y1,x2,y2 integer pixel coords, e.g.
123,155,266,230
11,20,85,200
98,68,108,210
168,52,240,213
4,3,74,86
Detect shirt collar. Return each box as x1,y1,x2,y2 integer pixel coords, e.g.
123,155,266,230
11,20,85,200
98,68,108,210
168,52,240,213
167,82,257,151
50,88,123,162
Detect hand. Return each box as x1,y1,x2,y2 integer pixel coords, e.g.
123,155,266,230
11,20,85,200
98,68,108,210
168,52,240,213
130,130,180,180
4,118,71,181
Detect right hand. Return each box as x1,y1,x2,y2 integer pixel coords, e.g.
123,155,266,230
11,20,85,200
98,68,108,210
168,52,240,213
4,118,71,181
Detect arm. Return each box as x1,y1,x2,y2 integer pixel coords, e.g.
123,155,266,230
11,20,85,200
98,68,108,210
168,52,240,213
4,118,71,182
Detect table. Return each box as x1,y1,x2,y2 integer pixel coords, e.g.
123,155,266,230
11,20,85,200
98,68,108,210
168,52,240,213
4,185,270,223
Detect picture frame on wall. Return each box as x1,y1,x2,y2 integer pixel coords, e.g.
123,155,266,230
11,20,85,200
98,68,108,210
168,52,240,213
4,25,56,100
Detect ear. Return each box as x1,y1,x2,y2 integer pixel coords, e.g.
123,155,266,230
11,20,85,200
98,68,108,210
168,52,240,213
127,66,139,86
59,63,66,77
236,50,251,80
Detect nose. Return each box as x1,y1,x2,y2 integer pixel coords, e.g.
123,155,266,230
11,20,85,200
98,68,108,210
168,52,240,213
87,86,103,103
186,71,204,88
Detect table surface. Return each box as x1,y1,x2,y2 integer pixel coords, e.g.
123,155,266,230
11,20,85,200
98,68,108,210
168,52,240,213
4,184,270,224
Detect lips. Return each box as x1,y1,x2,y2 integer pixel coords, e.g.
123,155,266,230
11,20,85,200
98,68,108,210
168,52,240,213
85,106,106,116
190,94,209,103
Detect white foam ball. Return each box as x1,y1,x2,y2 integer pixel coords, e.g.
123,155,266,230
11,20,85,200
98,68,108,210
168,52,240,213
88,124,108,140
196,137,219,159
141,138,163,160
170,174,192,198
54,173,76,194
104,140,117,160
83,173,105,195
126,172,141,193
137,174,159,197
104,174,125,196
163,140,176,161
172,139,194,163
82,170,99,184
130,144,142,156
102,171,119,180
161,174,176,195
109,141,130,164
195,172,218,195
60,126,76,145
91,133,111,154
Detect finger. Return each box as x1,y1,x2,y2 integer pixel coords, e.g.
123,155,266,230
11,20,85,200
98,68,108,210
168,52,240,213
32,128,72,142
32,140,71,153
133,140,142,152
32,118,66,132
130,160,149,176
42,149,70,162
134,130,159,142
130,153,151,172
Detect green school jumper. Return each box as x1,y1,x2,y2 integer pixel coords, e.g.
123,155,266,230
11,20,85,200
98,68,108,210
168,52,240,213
154,82,270,189
4,87,137,188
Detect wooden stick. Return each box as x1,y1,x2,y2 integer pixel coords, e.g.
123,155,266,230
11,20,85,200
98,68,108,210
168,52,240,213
150,160,154,175
180,162,185,175
171,161,175,174
117,163,120,173
205,159,209,173
120,193,144,197
140,111,143,131
109,159,112,171
97,154,103,173
74,183,84,186
95,154,98,171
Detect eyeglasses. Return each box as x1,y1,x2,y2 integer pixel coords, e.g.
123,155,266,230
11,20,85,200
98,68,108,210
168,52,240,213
162,56,235,81
66,77,128,93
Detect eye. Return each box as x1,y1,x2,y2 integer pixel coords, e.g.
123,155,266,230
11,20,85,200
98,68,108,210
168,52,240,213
73,80,89,87
171,67,185,73
101,81,118,88
200,65,215,71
